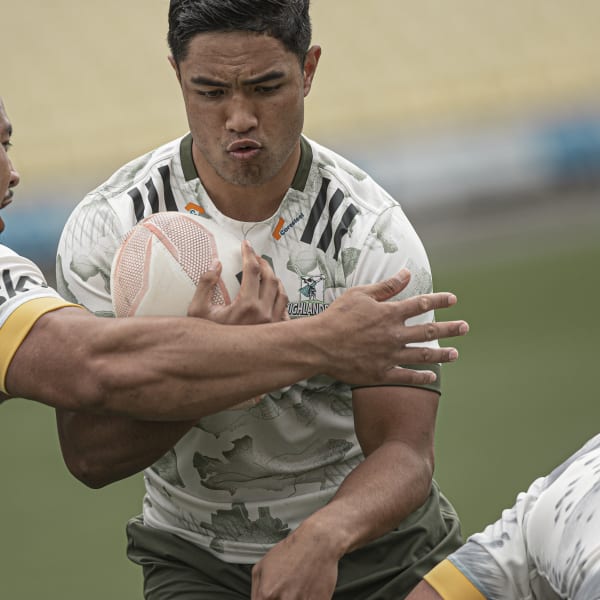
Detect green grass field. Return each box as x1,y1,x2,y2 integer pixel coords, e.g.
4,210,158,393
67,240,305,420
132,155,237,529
1,229,599,599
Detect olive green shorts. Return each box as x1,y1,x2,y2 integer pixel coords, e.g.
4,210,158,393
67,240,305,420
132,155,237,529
126,482,461,600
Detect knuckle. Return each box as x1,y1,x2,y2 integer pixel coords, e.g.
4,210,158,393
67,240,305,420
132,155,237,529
424,323,437,341
420,346,433,362
381,279,397,296
246,260,261,277
417,296,431,313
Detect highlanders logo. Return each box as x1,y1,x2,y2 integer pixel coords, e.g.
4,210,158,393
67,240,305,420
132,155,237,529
288,272,328,317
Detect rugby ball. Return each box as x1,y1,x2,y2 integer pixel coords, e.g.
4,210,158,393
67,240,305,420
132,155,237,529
111,212,242,317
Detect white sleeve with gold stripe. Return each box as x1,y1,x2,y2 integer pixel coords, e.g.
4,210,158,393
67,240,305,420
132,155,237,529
0,244,80,393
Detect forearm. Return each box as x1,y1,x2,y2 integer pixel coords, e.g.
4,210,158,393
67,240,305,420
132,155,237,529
251,437,435,599
55,409,194,488
7,309,322,419
298,439,433,558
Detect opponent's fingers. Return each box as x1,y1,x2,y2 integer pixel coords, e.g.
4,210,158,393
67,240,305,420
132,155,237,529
398,320,469,344
394,292,459,320
353,268,411,302
390,345,460,366
380,367,439,386
188,259,222,317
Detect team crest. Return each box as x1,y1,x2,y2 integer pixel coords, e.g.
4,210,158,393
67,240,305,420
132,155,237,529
287,272,328,317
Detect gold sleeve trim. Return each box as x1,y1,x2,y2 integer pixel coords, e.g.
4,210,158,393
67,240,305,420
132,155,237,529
424,559,486,600
0,297,82,394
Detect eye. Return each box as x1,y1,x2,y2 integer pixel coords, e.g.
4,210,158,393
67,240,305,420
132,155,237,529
198,89,225,99
255,84,282,94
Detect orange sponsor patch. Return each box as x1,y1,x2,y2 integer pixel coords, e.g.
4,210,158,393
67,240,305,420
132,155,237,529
185,202,205,215
272,216,285,240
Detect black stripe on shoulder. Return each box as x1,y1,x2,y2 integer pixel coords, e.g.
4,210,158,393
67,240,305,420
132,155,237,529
145,179,159,214
332,205,359,260
316,188,344,254
301,178,330,244
158,165,178,211
128,187,145,222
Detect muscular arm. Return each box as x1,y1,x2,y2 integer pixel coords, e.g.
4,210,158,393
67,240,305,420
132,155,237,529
50,273,466,488
251,385,439,599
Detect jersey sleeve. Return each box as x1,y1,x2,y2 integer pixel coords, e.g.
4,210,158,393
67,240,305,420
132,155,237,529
424,559,485,600
351,203,441,392
0,246,81,393
56,194,126,314
424,475,546,599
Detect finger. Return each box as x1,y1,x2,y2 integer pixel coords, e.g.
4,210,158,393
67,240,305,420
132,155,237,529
381,367,440,386
393,292,459,320
399,320,469,344
391,346,460,365
238,240,262,299
352,268,411,302
251,565,261,600
187,259,221,317
257,256,280,305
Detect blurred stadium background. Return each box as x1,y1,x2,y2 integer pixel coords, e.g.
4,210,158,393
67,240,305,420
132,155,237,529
2,1,600,598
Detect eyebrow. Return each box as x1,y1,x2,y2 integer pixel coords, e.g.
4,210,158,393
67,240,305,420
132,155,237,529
190,70,286,88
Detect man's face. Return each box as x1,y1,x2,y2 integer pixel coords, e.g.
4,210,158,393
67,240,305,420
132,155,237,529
0,100,20,234
171,32,320,190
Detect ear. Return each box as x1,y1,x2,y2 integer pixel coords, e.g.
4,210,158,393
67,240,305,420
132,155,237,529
302,45,321,97
168,55,182,83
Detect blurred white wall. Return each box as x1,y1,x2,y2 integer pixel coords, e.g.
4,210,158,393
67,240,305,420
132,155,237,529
4,0,600,188
3,0,600,261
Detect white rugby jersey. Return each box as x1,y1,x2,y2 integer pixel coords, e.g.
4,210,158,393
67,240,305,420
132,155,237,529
57,134,444,563
0,244,76,394
425,434,600,600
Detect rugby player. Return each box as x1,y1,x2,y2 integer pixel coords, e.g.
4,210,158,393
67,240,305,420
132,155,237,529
56,1,469,598
408,433,600,599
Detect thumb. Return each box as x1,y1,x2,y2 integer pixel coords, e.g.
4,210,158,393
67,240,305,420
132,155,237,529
359,268,411,302
188,259,222,317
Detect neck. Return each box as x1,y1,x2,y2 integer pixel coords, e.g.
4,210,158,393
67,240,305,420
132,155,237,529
193,142,301,222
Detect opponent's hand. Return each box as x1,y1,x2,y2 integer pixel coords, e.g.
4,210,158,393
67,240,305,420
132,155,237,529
187,240,288,325
251,526,338,600
316,268,469,386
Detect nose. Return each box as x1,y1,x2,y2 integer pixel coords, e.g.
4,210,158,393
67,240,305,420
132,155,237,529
8,159,19,191
225,94,258,134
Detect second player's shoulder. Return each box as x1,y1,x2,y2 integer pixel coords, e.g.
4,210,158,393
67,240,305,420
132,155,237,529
0,243,44,276
0,244,65,322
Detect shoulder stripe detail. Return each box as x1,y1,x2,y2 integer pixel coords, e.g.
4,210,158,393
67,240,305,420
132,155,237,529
0,298,83,394
332,205,359,260
126,165,179,223
316,188,344,254
128,187,145,222
301,178,329,244
158,165,178,211
146,178,160,214
301,178,358,258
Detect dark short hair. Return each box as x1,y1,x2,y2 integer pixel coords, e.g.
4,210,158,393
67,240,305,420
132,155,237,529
168,0,312,65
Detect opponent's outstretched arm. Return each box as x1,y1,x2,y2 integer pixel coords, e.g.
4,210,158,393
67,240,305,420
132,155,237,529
6,264,466,420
